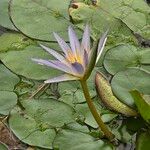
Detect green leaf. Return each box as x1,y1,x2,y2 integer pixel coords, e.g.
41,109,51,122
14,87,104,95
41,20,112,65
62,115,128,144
0,142,8,150
111,120,133,143
9,107,56,149
0,91,17,115
136,131,150,150
69,1,137,44
100,0,150,39
53,129,114,150
9,0,74,41
0,33,35,53
0,64,19,115
0,46,61,80
0,64,19,91
0,0,16,30
111,68,150,107
130,90,150,123
64,122,89,133
75,100,117,128
104,44,150,75
9,98,76,148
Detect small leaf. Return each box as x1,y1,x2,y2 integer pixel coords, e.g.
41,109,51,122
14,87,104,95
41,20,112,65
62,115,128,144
0,142,8,150
130,90,150,123
75,100,117,128
0,91,17,115
53,129,114,150
0,0,16,30
111,68,150,107
136,131,150,150
0,64,20,91
95,72,138,116
104,44,150,75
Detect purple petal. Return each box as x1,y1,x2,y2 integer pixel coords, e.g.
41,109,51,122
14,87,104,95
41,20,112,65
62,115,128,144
83,49,89,67
96,30,108,63
53,32,71,57
71,62,84,76
81,24,90,53
44,74,79,83
40,44,67,64
68,26,81,56
32,58,72,74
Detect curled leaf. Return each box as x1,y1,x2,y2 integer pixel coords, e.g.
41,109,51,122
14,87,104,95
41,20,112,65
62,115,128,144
95,72,138,117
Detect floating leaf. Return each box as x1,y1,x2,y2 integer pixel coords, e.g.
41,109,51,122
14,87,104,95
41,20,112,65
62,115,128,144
0,91,17,115
0,46,61,80
104,44,150,75
9,107,56,149
100,0,150,39
9,0,73,41
0,64,19,115
0,142,8,150
75,100,117,128
69,1,137,43
0,64,19,91
136,132,150,150
53,129,114,150
95,72,138,116
111,68,150,107
130,90,150,123
64,122,89,133
69,1,137,66
0,0,16,30
9,98,76,148
0,33,35,53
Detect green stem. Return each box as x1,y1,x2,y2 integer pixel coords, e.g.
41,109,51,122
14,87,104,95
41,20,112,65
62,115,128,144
80,80,114,140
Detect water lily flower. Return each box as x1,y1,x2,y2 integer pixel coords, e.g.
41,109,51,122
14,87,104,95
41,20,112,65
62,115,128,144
32,25,108,83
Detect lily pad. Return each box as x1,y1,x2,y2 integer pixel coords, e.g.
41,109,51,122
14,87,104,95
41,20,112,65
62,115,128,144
75,100,117,128
0,142,8,150
0,33,35,53
0,91,17,115
9,98,76,148
111,68,150,107
0,64,19,115
0,45,61,80
104,44,150,75
69,1,137,44
64,122,89,133
9,0,72,41
100,0,150,39
0,0,16,30
53,129,114,150
69,1,137,66
0,64,19,91
9,107,56,149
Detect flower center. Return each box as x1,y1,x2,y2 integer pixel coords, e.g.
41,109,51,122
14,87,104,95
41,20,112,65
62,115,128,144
67,51,82,64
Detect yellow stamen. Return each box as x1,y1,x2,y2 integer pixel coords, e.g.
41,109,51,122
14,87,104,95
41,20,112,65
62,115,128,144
66,50,82,64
